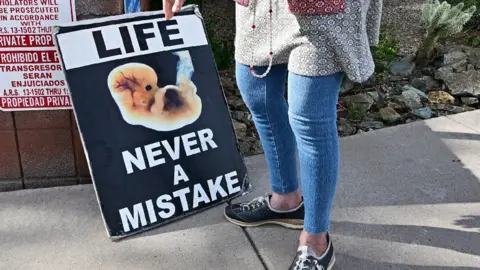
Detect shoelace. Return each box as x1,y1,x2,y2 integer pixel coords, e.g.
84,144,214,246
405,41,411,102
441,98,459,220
240,195,267,211
293,252,325,270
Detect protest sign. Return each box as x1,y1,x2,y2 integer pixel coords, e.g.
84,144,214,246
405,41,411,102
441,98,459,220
53,5,250,239
0,0,75,111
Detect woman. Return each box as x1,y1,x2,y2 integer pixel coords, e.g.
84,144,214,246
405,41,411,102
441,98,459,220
166,0,383,268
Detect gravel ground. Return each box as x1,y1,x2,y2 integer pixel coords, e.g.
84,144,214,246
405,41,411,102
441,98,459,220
383,0,427,55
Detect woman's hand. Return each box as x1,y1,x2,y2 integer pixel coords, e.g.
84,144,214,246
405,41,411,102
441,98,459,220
163,0,186,20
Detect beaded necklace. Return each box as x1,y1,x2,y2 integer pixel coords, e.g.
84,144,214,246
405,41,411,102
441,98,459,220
249,0,273,78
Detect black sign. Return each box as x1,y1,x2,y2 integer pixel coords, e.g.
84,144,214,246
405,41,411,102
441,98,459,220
53,5,250,239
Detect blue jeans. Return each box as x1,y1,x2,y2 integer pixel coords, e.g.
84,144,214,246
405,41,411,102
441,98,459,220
235,62,343,234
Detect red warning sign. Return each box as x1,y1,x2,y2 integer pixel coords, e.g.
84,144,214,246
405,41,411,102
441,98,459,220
0,0,75,111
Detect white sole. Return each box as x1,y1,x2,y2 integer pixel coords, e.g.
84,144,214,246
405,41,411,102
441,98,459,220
224,211,304,230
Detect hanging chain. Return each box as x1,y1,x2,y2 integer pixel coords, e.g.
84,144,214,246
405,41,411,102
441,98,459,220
249,0,273,78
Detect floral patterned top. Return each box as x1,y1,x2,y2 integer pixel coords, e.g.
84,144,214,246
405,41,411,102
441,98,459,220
233,0,383,83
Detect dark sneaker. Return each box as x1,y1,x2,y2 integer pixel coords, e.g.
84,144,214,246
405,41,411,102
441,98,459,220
288,233,335,270
224,193,304,229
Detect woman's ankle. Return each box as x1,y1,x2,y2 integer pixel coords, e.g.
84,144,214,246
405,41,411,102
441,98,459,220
270,189,302,211
299,230,329,256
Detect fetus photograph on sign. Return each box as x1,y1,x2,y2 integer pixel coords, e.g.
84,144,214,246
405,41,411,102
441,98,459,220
107,50,202,132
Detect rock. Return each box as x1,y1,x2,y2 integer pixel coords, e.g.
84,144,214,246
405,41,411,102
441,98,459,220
340,78,356,94
466,47,480,68
379,107,401,123
343,93,375,114
238,140,251,154
220,77,235,91
363,75,376,87
411,69,423,78
228,96,246,110
337,118,356,136
389,57,416,77
430,104,475,114
428,91,455,104
232,119,247,135
397,81,410,86
234,88,242,97
376,76,390,86
357,121,384,130
393,89,423,110
363,112,381,121
461,97,479,105
366,91,380,102
435,66,454,79
231,111,245,121
421,67,436,76
439,44,467,55
387,101,403,110
232,111,252,123
436,70,480,97
373,99,387,110
467,64,476,71
389,76,404,82
401,85,428,102
378,84,393,95
376,85,391,100
245,112,252,122
451,60,468,73
410,76,441,92
440,51,468,67
412,107,433,119
244,135,257,143
392,85,404,96
251,140,263,154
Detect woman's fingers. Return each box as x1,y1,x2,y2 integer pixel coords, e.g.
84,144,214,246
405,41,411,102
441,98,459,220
163,0,185,20
163,0,174,20
172,0,186,12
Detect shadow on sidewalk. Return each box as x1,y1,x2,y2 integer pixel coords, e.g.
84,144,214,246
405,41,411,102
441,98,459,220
454,215,480,231
124,202,230,240
435,131,480,141
335,253,480,270
335,119,480,209
241,115,480,269
2,112,480,269
331,221,480,256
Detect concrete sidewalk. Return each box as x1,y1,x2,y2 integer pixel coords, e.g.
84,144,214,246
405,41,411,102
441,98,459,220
1,111,480,270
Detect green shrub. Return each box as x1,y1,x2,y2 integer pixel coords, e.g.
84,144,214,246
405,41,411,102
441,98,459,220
347,106,364,121
445,0,480,30
204,19,234,70
467,34,480,46
416,0,477,66
371,25,400,73
446,0,479,6
372,26,400,62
